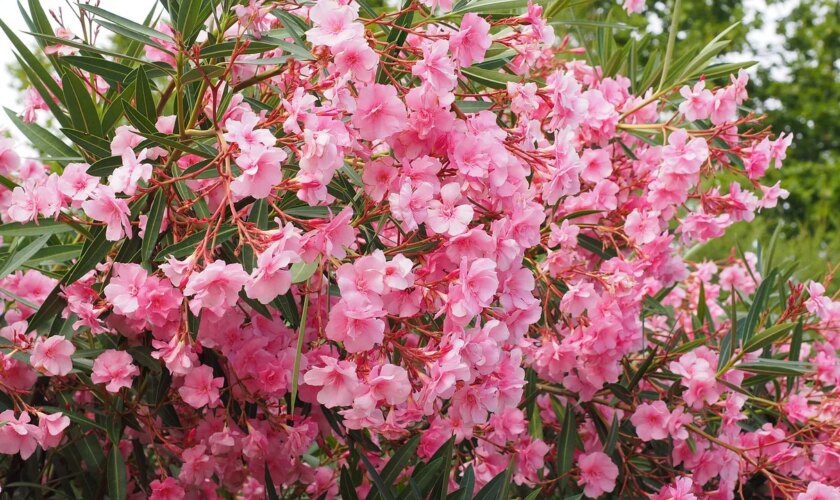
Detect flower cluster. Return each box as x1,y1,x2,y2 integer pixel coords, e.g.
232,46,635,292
0,0,836,499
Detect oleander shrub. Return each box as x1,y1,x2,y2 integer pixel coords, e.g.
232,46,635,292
0,0,837,498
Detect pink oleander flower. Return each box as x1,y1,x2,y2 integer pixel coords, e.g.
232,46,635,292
144,23,177,66
679,81,714,121
183,260,250,316
224,111,275,150
577,451,619,498
303,356,360,408
80,186,130,240
104,263,149,316
631,400,671,441
178,365,224,408
245,225,302,304
412,40,457,94
363,156,398,202
150,477,186,500
367,363,411,405
450,14,492,67
230,145,287,199
37,411,70,449
21,87,48,123
653,477,697,500
0,411,41,459
332,38,379,83
352,84,408,141
91,349,140,393
305,0,363,48
57,163,98,205
0,137,21,176
426,182,474,236
797,482,840,500
29,335,75,376
109,148,152,195
448,257,499,320
326,295,386,353
622,0,645,14
302,207,357,261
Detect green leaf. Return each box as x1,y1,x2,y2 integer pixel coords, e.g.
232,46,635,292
787,317,804,393
200,40,277,59
62,56,133,84
156,225,237,260
290,260,319,283
0,244,82,266
176,0,212,43
397,458,444,500
62,128,112,158
123,104,158,135
603,414,619,455
454,100,493,113
0,234,51,280
133,67,157,123
265,464,280,500
736,359,813,376
283,205,339,219
368,435,420,500
743,322,795,353
135,131,216,158
577,233,616,259
103,82,136,134
289,290,311,415
461,66,523,89
740,269,777,347
0,220,74,237
61,70,103,136
556,402,579,490
82,4,173,43
360,453,396,500
181,64,226,84
450,0,526,15
430,437,454,500
452,465,475,500
107,443,127,500
523,488,542,500
340,466,360,500
4,108,77,160
142,189,167,263
473,465,512,500
258,34,315,61
658,0,682,91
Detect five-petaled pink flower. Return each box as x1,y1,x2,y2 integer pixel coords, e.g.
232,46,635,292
351,84,408,141
183,261,250,316
81,186,132,241
91,349,140,393
427,183,474,236
303,356,361,408
178,365,224,408
449,13,492,67
577,451,619,498
631,400,671,441
30,336,75,376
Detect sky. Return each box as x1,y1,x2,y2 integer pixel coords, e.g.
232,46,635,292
0,0,794,157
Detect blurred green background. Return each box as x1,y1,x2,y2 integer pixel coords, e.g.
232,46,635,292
663,0,839,288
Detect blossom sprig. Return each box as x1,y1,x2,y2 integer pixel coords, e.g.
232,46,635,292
0,0,836,499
